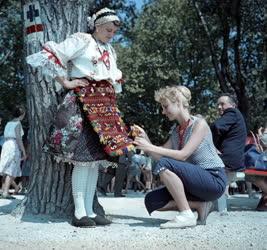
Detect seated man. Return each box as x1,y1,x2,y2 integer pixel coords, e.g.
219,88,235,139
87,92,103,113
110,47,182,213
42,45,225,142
210,94,247,190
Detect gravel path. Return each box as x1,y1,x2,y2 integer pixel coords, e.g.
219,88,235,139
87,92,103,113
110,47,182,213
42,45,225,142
0,192,266,250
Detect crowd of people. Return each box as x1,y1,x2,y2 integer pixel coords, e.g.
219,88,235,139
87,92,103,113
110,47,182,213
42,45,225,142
0,7,266,230
97,149,154,197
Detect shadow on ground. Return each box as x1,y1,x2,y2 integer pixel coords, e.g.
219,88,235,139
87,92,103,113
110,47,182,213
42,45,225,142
0,193,261,226
109,214,166,227
0,196,70,224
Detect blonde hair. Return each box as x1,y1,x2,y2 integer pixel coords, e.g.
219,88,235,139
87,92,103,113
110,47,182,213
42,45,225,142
154,85,191,109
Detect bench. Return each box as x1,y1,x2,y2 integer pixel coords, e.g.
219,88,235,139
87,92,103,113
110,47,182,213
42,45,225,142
215,169,267,212
244,169,267,177
214,171,245,212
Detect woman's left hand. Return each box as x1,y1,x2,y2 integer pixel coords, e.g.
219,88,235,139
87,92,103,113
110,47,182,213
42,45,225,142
133,136,152,152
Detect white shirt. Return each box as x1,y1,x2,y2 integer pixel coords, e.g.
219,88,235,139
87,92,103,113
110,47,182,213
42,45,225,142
26,33,123,93
4,121,24,138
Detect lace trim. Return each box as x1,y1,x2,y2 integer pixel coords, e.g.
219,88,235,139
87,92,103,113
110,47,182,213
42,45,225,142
53,155,115,168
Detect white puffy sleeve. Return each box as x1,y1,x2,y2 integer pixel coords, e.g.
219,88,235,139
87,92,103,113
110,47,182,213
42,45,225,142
26,33,88,79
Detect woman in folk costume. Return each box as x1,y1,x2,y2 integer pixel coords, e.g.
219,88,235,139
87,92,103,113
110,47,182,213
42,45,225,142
26,8,134,228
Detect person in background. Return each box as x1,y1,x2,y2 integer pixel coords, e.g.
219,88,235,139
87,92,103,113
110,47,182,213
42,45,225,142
245,122,267,211
0,112,3,189
0,112,3,150
134,85,227,229
98,152,132,197
210,94,247,195
98,164,116,196
114,152,132,197
0,112,2,128
125,149,146,194
0,106,26,199
141,154,153,192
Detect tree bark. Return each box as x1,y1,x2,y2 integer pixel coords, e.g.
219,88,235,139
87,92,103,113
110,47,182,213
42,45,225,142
21,0,104,216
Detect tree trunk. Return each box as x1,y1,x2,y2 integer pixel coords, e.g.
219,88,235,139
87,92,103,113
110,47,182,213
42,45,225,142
21,0,104,216
193,0,249,122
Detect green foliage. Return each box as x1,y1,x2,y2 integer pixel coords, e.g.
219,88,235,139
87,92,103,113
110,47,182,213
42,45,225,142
117,0,220,143
0,0,265,138
116,0,266,143
0,0,25,123
194,0,266,127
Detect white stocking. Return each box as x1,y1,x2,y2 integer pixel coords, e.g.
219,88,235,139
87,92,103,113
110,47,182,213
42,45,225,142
72,165,89,219
85,162,99,218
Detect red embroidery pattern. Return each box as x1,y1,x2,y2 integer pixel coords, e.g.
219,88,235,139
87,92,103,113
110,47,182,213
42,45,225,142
74,79,134,156
43,47,65,68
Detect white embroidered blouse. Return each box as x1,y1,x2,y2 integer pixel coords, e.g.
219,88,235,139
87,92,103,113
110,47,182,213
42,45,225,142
26,32,123,93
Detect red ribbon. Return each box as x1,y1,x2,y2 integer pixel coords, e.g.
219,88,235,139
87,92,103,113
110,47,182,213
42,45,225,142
98,50,110,69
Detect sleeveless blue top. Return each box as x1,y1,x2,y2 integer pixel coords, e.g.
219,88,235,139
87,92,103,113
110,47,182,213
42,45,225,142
170,116,225,169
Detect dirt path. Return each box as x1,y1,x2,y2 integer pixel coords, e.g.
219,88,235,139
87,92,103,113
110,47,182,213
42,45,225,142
0,192,266,250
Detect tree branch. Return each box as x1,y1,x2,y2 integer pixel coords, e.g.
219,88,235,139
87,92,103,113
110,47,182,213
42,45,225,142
0,50,13,66
193,0,228,92
232,0,245,97
217,2,238,93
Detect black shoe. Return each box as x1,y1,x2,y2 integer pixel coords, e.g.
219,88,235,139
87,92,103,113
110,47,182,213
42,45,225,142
72,216,96,228
98,187,107,196
91,215,112,226
114,193,125,197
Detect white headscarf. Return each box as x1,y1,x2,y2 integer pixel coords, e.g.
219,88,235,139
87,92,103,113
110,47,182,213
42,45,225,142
87,8,120,31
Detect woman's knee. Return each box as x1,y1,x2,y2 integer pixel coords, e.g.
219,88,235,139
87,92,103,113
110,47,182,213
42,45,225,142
159,169,171,180
154,157,174,175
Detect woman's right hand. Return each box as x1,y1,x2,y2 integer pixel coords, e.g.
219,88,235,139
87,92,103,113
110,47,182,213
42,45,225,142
132,125,148,139
62,79,89,89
